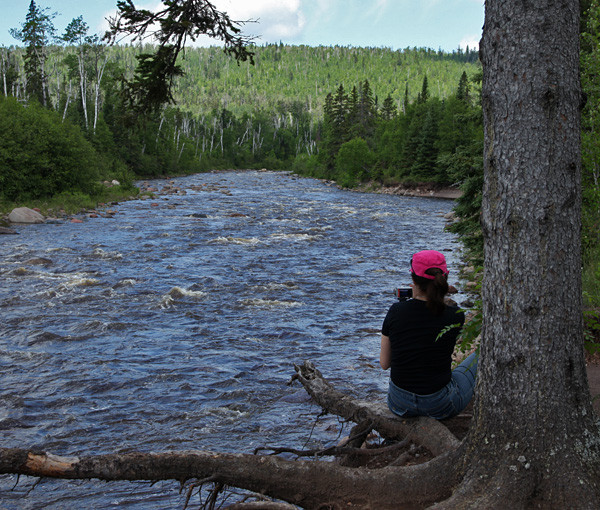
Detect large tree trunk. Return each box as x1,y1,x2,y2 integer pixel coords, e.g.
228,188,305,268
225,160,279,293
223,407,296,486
438,0,600,507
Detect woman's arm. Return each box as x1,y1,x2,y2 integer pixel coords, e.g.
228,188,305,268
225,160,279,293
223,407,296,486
380,334,391,370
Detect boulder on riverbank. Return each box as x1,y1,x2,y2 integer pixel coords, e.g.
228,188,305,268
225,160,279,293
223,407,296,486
8,207,45,224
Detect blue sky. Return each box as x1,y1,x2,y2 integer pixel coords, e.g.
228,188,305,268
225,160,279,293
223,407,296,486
1,0,484,51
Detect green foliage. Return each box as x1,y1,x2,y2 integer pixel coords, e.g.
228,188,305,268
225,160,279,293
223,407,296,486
453,270,482,363
291,154,322,177
581,0,600,348
315,71,483,189
583,246,600,308
0,96,101,200
444,141,484,264
335,137,375,187
584,308,600,354
442,74,484,264
581,0,600,263
173,44,480,119
2,34,482,181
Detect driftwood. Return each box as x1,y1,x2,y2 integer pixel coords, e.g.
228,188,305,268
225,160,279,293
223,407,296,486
0,362,467,508
291,361,460,456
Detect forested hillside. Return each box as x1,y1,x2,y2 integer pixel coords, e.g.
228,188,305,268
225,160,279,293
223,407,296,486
173,44,479,117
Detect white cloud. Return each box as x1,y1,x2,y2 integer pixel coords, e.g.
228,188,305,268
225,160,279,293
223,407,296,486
369,0,391,23
213,0,306,42
459,35,480,51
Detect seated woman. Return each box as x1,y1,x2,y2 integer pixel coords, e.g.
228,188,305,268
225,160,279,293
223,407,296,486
380,250,477,419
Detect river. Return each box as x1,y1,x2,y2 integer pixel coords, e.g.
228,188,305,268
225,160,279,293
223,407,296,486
0,170,463,508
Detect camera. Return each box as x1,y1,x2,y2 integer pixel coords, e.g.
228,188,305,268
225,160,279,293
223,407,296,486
396,287,413,301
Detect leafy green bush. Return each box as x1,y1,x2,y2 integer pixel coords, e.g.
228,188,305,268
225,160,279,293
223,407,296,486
0,96,101,200
291,154,323,177
335,137,375,187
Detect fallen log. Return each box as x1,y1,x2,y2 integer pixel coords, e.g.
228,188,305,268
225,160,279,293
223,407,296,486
292,361,460,456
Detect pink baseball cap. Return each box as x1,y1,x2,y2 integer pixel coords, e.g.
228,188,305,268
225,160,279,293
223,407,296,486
410,250,449,280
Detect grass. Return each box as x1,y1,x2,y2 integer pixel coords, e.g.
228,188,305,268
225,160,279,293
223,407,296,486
0,185,143,220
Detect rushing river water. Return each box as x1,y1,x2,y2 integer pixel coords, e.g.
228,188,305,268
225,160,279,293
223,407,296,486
0,171,463,508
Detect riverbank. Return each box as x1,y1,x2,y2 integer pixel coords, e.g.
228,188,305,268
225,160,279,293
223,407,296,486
351,181,463,199
0,183,143,228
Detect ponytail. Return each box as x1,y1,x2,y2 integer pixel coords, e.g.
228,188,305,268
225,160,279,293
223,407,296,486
412,268,448,315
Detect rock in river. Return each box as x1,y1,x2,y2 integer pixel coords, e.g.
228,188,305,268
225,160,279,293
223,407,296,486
8,207,45,224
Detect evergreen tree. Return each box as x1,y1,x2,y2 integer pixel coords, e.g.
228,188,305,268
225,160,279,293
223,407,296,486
380,94,397,121
457,70,470,103
417,75,429,104
327,84,349,162
346,85,359,131
356,80,377,141
10,0,56,106
399,102,425,174
410,100,440,180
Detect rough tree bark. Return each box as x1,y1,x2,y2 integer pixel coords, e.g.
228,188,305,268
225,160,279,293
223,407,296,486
438,0,600,507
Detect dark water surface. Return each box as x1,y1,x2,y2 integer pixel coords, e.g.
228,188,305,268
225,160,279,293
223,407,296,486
0,171,463,508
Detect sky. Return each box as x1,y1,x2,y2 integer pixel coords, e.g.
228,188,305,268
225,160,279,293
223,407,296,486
1,0,484,52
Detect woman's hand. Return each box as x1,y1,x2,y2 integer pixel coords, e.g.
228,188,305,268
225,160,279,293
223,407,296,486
380,334,391,370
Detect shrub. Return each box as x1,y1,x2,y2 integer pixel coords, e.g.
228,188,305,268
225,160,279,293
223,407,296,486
0,96,101,200
335,137,375,187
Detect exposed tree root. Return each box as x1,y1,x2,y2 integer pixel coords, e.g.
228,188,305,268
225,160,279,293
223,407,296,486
291,361,460,456
0,446,462,509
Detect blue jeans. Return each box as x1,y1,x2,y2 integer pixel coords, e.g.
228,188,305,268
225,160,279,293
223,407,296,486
387,351,478,420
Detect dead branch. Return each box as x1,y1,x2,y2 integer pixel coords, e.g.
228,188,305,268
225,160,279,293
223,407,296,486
292,361,460,456
253,419,382,459
0,446,462,509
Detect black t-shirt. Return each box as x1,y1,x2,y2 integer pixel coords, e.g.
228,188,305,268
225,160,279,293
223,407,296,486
381,299,465,395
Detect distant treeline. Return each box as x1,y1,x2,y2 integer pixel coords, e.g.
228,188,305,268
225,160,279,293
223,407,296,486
0,33,480,201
